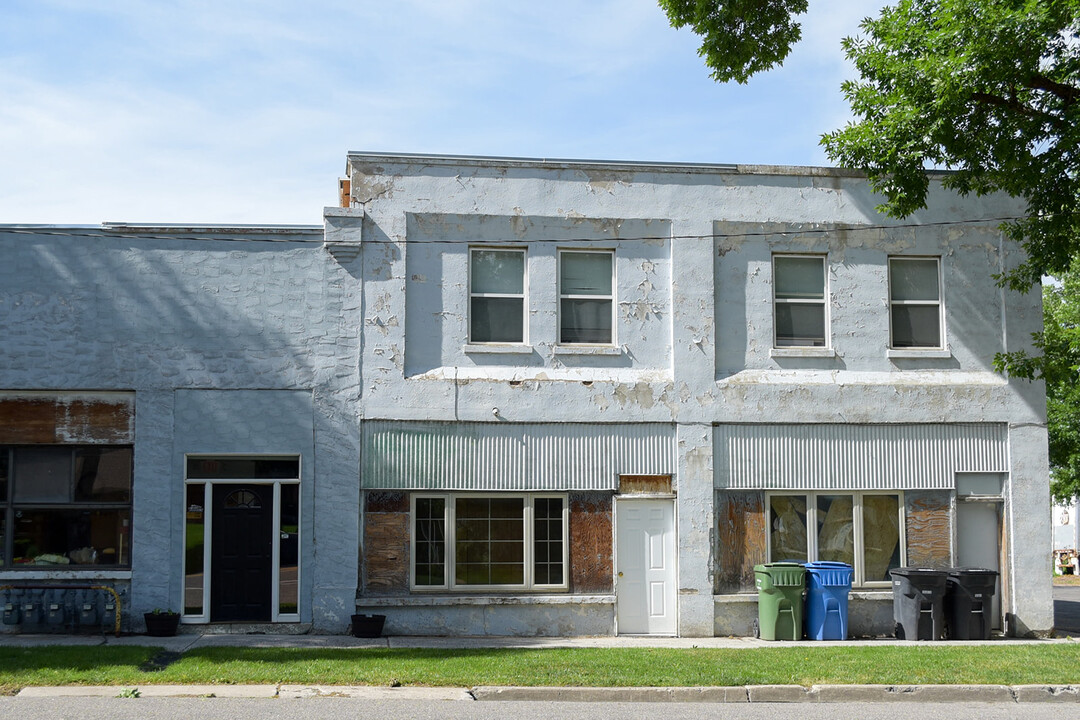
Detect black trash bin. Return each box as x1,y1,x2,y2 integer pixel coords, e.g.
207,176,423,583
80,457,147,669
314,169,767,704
889,567,947,640
945,567,999,640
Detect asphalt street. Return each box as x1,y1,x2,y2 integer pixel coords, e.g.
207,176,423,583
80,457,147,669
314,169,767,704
4,698,1080,720
1056,585,1080,637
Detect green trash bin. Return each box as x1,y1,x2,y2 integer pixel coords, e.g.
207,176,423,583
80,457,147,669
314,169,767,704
754,562,806,640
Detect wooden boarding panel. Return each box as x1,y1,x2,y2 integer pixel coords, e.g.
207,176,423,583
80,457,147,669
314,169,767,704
716,491,766,593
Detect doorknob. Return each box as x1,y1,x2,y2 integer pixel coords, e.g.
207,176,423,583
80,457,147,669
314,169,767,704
618,572,623,577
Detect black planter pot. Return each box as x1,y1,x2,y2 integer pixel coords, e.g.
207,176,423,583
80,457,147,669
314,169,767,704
350,613,386,638
144,612,180,637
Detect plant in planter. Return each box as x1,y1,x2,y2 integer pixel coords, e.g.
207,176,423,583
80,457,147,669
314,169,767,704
144,608,180,637
350,613,386,638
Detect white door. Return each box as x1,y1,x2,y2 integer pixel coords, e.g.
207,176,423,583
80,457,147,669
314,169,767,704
616,498,677,635
956,501,1003,629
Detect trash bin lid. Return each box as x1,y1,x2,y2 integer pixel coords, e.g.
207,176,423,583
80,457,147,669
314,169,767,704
758,562,805,587
889,567,947,578
805,561,853,587
946,567,999,577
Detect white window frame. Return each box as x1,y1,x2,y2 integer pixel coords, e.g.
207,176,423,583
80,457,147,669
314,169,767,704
888,256,944,350
409,492,569,592
468,247,528,345
557,249,616,346
772,254,829,349
765,490,906,588
181,454,302,624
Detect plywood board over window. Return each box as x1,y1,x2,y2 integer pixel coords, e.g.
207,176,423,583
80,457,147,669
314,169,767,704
904,490,951,569
0,395,134,444
363,491,410,595
619,475,673,495
715,491,767,593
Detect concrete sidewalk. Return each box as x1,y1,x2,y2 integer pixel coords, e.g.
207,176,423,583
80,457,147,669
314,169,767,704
0,631,1071,650
1,630,1075,651
10,683,1080,703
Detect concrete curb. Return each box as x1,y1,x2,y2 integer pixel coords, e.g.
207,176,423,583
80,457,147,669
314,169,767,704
471,684,1080,703
15,683,1080,702
16,685,278,698
278,685,473,700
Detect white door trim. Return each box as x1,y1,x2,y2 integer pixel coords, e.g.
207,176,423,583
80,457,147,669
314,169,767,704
614,496,678,636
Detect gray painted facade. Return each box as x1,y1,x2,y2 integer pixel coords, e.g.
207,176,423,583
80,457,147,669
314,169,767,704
0,152,1054,638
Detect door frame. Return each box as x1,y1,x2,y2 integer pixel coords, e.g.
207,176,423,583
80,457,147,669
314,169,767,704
613,494,678,636
182,455,301,624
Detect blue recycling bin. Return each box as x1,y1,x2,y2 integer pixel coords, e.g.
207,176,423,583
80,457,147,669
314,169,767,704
804,561,853,640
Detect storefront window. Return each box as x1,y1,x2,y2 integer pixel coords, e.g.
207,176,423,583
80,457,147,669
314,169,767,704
2,446,132,568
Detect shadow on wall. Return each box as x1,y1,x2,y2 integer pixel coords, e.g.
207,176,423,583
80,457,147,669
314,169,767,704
0,230,340,391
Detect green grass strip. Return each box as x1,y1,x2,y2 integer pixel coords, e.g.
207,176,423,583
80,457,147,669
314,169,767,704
5,645,1080,692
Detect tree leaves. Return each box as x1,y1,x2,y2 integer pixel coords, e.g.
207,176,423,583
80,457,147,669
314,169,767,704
822,0,1080,292
658,0,809,84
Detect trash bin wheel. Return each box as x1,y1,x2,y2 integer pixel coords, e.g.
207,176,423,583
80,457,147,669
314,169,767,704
753,619,760,639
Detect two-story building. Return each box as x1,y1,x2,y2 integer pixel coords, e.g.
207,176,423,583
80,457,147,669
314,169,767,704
0,152,1053,637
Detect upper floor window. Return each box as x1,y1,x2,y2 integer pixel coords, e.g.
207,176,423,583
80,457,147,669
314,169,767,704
1,445,133,568
559,250,614,345
773,255,827,348
889,257,943,349
469,248,526,344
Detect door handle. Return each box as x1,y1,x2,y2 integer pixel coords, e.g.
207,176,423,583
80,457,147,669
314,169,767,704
618,572,623,577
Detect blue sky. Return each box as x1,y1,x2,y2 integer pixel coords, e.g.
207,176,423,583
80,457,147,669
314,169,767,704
0,1,886,225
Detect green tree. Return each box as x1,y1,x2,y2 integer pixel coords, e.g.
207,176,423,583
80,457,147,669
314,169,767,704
996,264,1080,502
657,0,808,83
660,0,1080,292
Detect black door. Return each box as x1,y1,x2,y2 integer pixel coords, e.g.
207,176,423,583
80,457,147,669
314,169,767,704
211,484,273,621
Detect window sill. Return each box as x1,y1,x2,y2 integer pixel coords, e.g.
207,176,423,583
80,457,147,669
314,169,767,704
553,345,622,356
887,348,952,359
357,594,613,607
463,343,533,355
0,569,132,581
770,347,836,359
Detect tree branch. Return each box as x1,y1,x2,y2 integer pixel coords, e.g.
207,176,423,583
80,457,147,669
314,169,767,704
1029,73,1080,107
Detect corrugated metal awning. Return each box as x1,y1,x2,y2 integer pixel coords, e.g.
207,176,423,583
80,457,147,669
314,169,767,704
363,421,676,491
715,423,1008,490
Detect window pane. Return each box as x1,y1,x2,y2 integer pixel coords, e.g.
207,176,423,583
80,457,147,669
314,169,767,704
414,497,446,586
560,252,612,295
775,257,824,299
74,447,132,502
471,297,524,343
454,497,524,586
186,457,300,479
0,450,8,502
769,495,808,562
471,250,524,295
279,484,299,615
862,495,901,582
13,508,130,566
891,305,941,347
560,299,612,343
13,447,71,503
816,495,854,565
775,304,825,347
185,484,205,614
890,259,939,301
534,497,564,585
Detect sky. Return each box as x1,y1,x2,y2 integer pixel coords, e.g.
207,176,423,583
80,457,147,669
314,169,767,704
0,0,887,225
